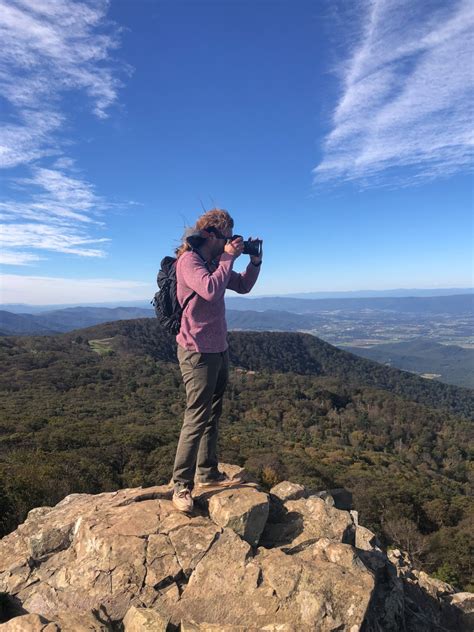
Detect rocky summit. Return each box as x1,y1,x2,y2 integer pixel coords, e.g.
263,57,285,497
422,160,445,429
0,464,472,631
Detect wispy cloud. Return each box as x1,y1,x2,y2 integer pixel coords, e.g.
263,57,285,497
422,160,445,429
0,0,128,263
0,222,109,257
0,274,151,304
0,251,44,265
315,0,474,185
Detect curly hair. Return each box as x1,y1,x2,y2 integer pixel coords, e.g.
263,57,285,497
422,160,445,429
176,208,234,257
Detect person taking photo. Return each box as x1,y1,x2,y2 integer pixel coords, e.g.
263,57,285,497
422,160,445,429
171,208,262,512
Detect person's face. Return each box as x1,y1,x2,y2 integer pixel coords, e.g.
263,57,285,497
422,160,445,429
210,226,233,257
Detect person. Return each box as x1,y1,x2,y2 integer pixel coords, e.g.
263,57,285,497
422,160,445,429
171,208,262,512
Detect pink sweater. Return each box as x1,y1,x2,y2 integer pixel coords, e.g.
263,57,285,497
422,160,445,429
176,250,260,352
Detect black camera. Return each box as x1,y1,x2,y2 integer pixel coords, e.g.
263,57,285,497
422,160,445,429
232,235,263,257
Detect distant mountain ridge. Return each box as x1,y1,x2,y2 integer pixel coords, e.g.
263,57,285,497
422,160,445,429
1,300,472,390
0,307,153,335
285,287,474,298
226,293,474,314
1,293,471,336
2,287,472,313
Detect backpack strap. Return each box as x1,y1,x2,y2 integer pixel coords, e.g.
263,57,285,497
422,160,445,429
181,290,196,311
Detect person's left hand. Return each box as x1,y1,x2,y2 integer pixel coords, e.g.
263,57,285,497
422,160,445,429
248,236,263,265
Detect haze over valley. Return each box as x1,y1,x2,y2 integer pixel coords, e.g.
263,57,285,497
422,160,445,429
2,292,472,388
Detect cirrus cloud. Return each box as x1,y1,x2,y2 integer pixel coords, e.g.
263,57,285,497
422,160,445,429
315,0,474,185
0,0,129,264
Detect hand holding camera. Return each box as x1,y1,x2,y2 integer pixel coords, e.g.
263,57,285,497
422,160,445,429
224,236,245,258
224,234,263,263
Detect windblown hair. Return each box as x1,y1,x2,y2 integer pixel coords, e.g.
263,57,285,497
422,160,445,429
175,208,234,258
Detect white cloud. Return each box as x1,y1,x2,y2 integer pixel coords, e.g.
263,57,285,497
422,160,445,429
0,0,123,118
315,0,474,185
0,223,109,257
0,251,44,265
0,111,65,169
0,165,112,259
0,274,151,304
0,0,128,263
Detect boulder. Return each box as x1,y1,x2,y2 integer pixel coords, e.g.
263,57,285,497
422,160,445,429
174,529,375,631
262,496,355,549
145,533,181,588
446,593,474,632
0,614,59,631
0,485,172,624
269,481,306,502
122,605,169,631
309,488,353,511
181,624,249,632
415,570,454,598
217,463,259,484
0,610,109,631
167,519,221,575
1,465,472,631
203,487,269,546
355,525,382,551
174,529,281,628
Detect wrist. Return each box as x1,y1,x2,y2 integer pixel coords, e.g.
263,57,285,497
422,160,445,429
251,259,262,267
221,251,236,262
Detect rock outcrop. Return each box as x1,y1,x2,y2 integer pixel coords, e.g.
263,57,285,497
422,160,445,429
0,463,471,631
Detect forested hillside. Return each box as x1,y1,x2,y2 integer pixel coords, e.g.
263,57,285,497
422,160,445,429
66,319,473,418
346,339,474,389
0,319,472,590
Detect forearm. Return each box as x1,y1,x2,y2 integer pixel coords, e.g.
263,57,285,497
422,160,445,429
180,252,235,301
227,261,261,294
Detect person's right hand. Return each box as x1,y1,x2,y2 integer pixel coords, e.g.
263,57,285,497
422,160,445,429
224,236,244,258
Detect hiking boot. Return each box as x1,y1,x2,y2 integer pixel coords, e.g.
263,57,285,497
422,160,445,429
195,472,239,489
172,488,194,513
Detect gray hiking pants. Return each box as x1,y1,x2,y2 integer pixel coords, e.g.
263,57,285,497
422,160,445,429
172,345,229,492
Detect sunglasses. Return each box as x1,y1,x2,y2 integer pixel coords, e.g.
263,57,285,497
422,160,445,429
207,227,233,241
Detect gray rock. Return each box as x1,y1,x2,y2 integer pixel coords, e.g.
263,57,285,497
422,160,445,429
174,528,374,631
446,593,474,632
355,525,382,551
181,624,248,632
145,533,181,587
174,529,281,628
168,519,221,575
28,525,74,560
309,488,353,510
269,481,306,502
204,487,269,546
257,548,302,600
262,496,355,549
0,610,108,631
122,605,169,631
50,610,111,631
0,465,471,632
0,614,59,631
217,462,259,484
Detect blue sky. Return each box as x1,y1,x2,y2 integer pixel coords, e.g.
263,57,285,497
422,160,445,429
0,0,473,304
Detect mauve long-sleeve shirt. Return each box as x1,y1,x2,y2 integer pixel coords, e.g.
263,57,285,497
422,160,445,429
176,250,260,352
